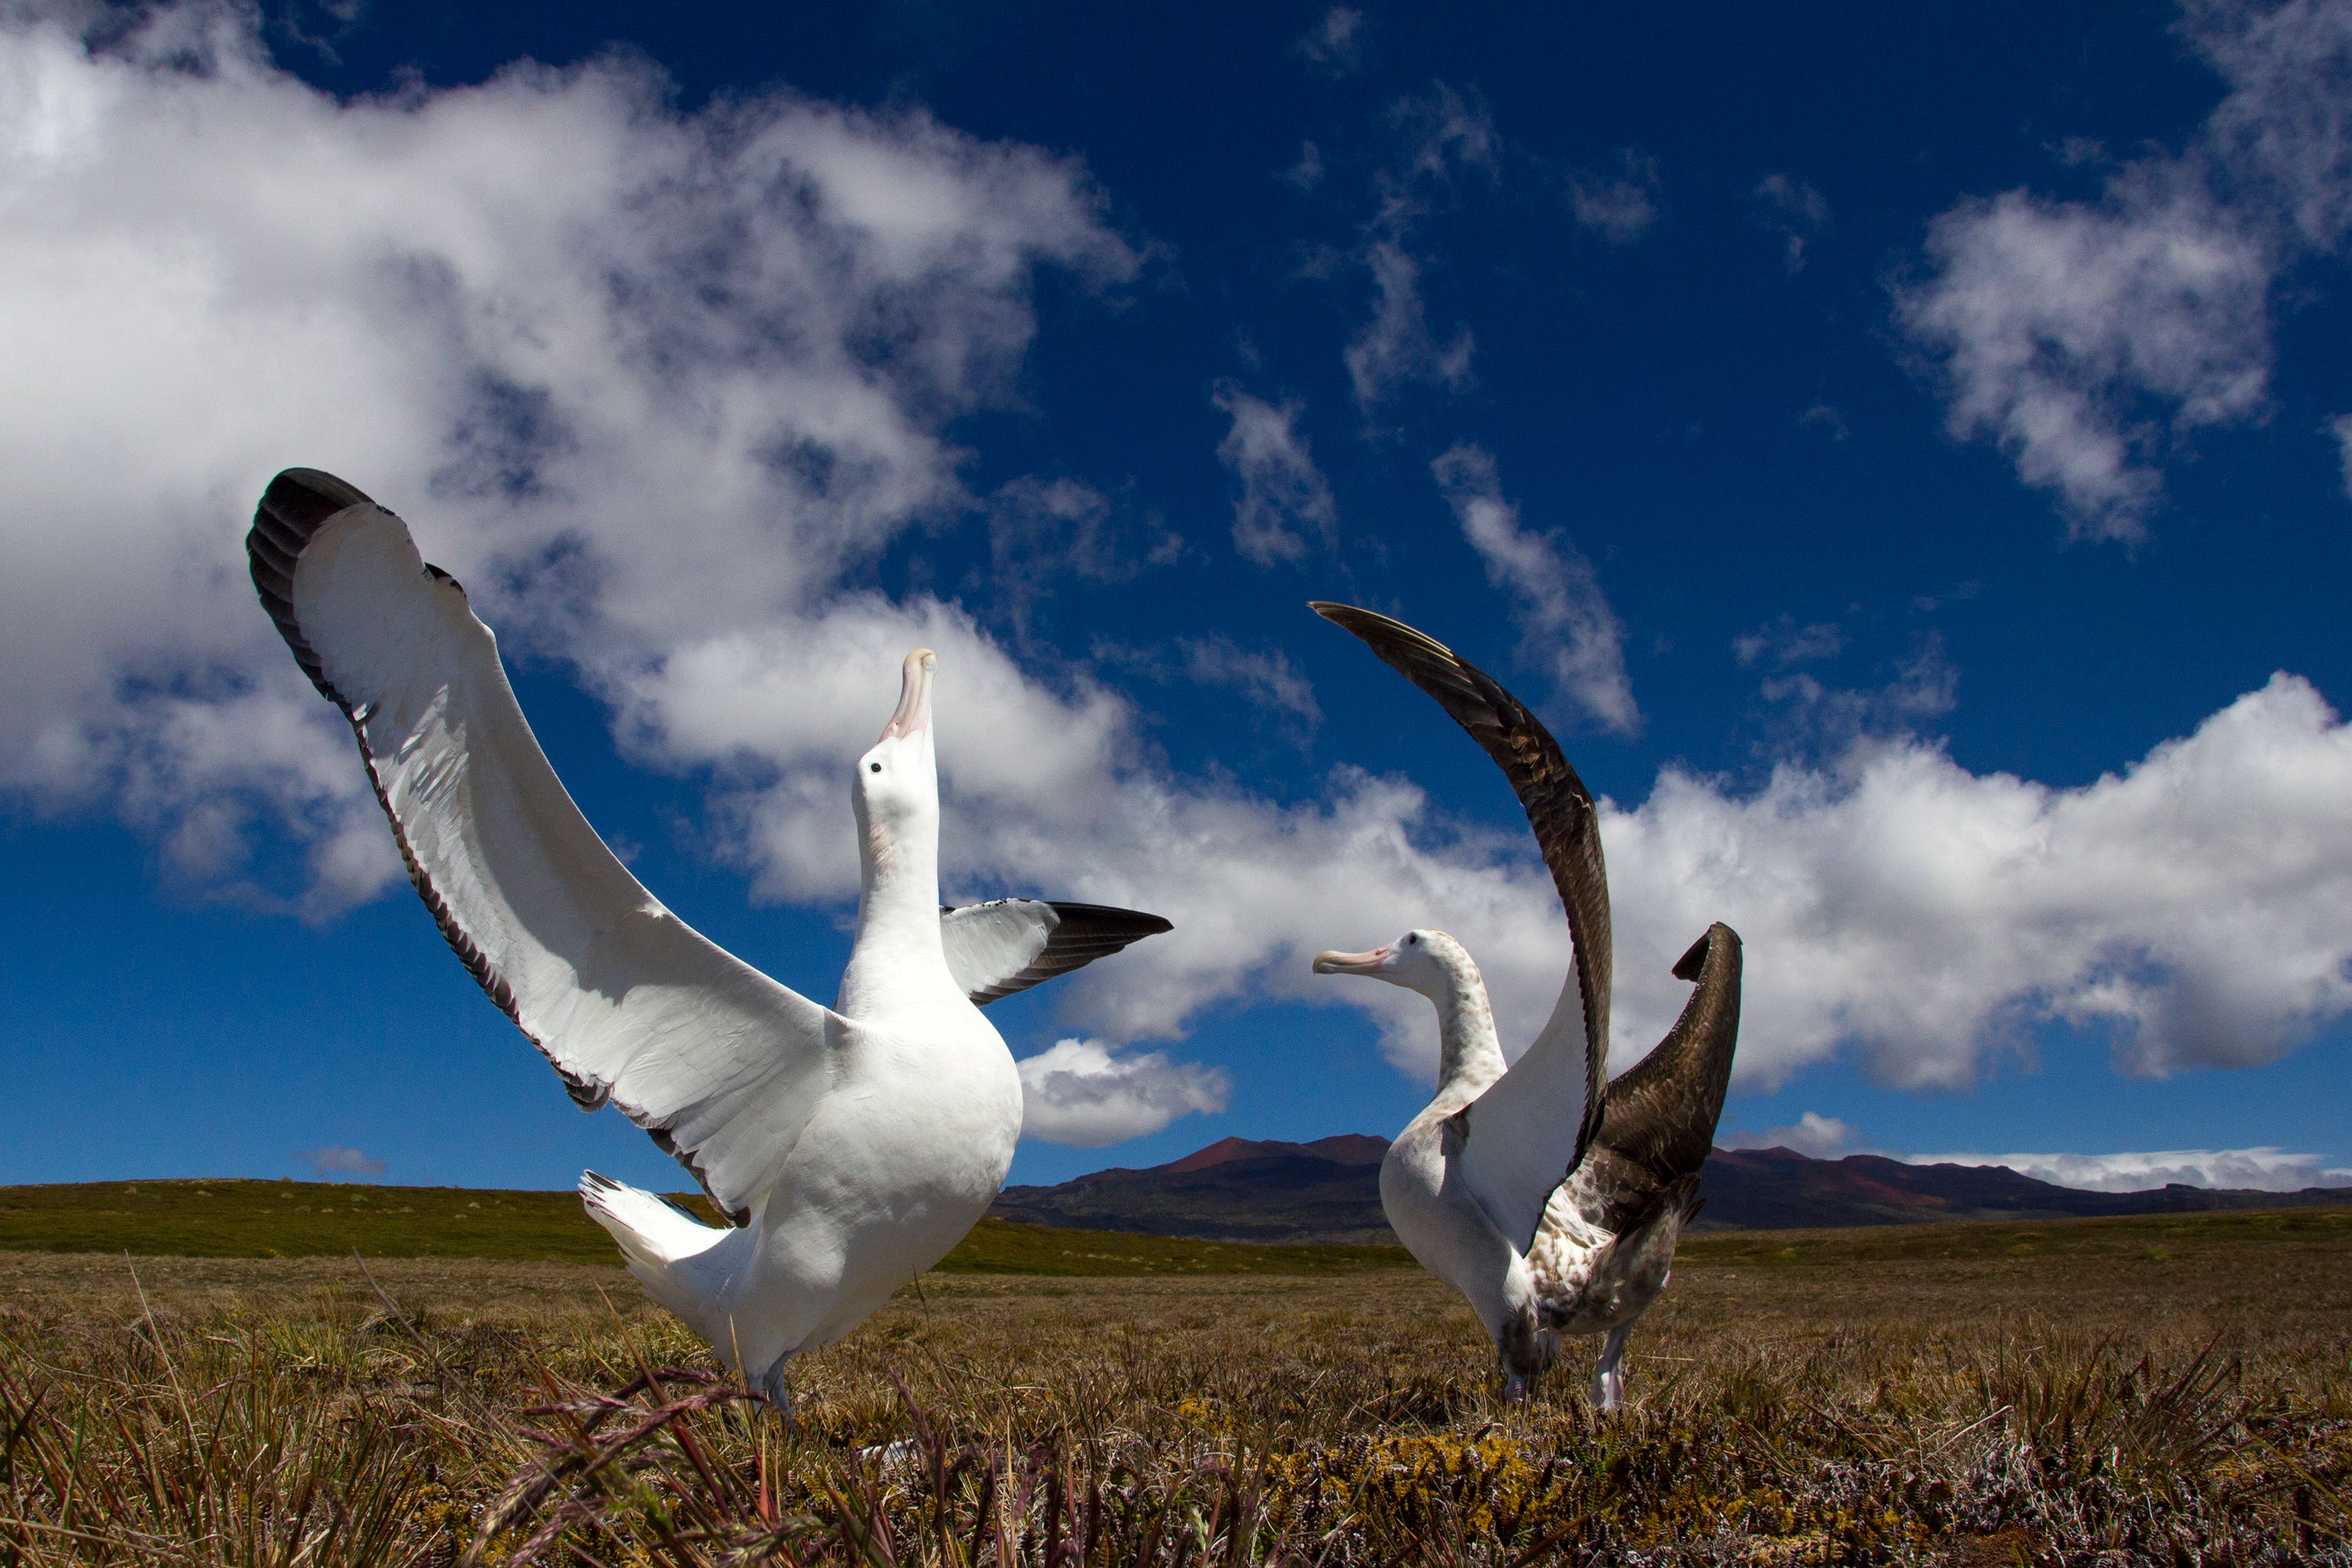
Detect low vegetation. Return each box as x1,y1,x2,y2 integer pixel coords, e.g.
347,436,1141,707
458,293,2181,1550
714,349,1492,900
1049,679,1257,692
0,1206,2345,1563
0,1181,1410,1277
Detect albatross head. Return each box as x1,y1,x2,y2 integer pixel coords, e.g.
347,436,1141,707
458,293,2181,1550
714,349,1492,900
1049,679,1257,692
1312,929,1472,996
855,649,939,847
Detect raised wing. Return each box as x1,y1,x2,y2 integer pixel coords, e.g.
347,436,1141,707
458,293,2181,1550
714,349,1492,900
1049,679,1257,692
1575,924,1741,1235
941,898,1174,1006
250,468,844,1225
1311,602,1613,1251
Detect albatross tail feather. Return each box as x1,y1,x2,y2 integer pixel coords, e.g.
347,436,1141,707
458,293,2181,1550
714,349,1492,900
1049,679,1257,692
580,1171,729,1270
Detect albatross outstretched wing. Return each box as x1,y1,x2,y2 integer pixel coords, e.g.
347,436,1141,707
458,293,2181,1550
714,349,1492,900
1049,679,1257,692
941,899,1174,1006
1577,924,1742,1233
250,467,844,1225
1311,602,1613,1250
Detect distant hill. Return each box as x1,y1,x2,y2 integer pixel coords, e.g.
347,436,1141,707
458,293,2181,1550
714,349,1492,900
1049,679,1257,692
993,1136,1394,1243
992,1137,2352,1243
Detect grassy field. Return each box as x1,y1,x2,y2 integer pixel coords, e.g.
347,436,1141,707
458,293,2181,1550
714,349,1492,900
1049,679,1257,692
0,1207,2346,1564
0,1179,1411,1276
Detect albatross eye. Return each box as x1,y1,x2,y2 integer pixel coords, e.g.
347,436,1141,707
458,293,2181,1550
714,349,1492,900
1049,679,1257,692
869,761,882,774
1406,933,1419,945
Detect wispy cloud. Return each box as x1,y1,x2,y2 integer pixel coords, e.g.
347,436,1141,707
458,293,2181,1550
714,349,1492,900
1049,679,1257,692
1211,384,1338,564
1283,140,1326,192
2332,412,2352,496
1293,6,1366,77
1179,636,1322,728
1895,0,2352,541
1431,445,1639,734
1569,151,1664,245
982,477,1179,637
1753,635,1959,753
1016,1038,1231,1147
1752,172,1830,270
1906,1146,2352,1192
1733,615,1846,670
297,1145,387,1178
1344,85,1495,411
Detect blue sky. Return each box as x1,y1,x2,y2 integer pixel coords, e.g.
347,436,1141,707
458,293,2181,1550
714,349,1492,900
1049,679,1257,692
2,0,2349,1196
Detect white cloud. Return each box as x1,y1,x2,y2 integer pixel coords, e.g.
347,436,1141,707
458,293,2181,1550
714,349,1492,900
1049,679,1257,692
1293,6,1365,77
2331,412,2352,495
1723,1112,1857,1159
1344,85,1494,411
1432,445,1639,734
1907,1146,2352,1192
1211,384,1338,564
1753,172,1829,270
1602,672,2352,1090
1895,0,2352,541
0,1,1133,913
297,1145,387,1178
1016,1037,1232,1147
1569,151,1662,245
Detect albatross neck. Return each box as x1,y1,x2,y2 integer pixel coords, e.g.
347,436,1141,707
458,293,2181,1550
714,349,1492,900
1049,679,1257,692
838,801,956,1019
1425,946,1508,1103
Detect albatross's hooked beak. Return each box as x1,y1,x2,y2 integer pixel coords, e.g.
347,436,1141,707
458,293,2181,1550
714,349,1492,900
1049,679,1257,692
1312,944,1392,976
878,648,937,742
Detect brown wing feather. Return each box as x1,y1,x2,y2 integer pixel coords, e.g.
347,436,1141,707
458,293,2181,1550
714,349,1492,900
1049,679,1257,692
1584,923,1741,1232
1310,601,1614,1163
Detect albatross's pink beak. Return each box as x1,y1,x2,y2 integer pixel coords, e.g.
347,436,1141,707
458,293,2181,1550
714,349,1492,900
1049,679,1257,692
878,648,937,742
1312,944,1392,975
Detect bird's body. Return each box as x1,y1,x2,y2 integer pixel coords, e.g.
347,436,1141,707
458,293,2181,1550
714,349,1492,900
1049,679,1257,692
1311,604,1740,1410
248,468,1167,1406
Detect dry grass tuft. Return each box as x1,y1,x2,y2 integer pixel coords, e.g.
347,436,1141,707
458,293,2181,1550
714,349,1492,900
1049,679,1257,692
0,1214,2346,1564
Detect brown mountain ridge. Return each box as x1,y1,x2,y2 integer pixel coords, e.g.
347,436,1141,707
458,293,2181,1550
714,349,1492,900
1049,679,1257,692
989,1136,2352,1245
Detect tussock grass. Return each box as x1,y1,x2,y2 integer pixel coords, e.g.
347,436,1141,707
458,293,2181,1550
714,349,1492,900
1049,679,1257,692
0,1210,2346,1564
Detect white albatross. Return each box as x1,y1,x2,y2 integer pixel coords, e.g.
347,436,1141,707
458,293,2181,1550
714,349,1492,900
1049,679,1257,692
246,468,1172,1408
1308,604,1740,1411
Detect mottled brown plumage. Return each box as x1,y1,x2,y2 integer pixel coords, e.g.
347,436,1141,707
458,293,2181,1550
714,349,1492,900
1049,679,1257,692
1574,924,1741,1236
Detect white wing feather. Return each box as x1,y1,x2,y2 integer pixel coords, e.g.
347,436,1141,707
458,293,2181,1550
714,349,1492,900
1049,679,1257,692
939,900,1058,1001
1459,976,1592,1251
283,502,844,1222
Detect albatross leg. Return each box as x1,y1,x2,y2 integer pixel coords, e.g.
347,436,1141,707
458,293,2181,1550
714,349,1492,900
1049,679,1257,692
1592,1322,1634,1413
758,1354,796,1423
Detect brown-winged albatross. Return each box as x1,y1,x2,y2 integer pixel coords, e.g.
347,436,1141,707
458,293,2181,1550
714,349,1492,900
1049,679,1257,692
247,467,1171,1408
1308,603,1740,1410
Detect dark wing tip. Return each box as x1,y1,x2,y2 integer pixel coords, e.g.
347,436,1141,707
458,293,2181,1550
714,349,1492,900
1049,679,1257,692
249,467,378,706
967,901,1174,1006
1048,900,1174,938
1309,601,1462,664
262,467,376,522
1671,922,1739,983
